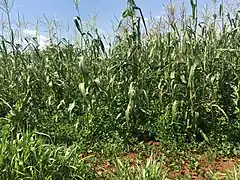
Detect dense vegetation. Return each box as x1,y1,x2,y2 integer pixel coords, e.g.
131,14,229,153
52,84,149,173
0,0,240,179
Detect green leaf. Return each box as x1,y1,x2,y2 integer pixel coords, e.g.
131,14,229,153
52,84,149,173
68,101,76,112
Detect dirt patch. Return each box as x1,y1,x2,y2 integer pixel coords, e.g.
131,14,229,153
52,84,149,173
214,157,238,172
122,152,138,160
147,140,161,146
169,156,239,179
93,141,240,179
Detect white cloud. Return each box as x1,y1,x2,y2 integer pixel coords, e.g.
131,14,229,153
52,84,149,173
23,29,37,36
143,17,149,22
154,16,162,20
23,29,50,50
38,34,50,50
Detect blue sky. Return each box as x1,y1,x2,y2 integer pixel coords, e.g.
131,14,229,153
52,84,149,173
9,0,210,34
1,0,214,47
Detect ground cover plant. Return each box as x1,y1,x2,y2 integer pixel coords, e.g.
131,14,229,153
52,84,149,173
0,0,240,179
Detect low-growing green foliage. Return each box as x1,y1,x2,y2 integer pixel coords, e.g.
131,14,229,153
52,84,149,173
111,154,167,180
0,124,96,179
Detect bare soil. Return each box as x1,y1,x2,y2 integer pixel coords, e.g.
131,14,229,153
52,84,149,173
93,140,240,179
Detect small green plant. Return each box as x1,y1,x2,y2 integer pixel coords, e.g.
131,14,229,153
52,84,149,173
0,124,96,179
112,154,167,180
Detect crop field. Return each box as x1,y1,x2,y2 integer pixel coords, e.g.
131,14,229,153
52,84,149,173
0,0,240,179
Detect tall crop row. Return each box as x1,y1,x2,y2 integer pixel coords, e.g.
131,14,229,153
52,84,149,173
0,0,240,178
